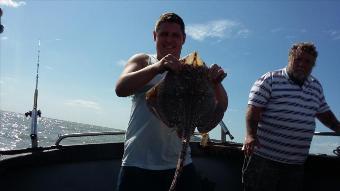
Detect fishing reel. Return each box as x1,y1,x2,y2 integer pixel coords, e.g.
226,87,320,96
25,110,42,117
0,8,4,34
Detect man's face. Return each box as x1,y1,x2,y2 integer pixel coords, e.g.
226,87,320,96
153,22,185,60
287,51,316,83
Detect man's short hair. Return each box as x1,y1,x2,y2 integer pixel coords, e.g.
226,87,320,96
289,42,318,59
155,12,185,35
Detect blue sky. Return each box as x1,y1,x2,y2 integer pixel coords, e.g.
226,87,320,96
1,1,339,150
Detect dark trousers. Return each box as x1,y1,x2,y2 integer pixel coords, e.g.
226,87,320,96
116,163,201,191
242,154,304,191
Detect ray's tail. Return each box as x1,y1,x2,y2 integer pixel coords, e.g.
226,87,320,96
169,135,190,191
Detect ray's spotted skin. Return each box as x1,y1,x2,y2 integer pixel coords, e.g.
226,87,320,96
146,52,217,191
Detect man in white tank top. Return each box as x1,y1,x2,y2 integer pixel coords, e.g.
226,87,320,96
115,12,228,191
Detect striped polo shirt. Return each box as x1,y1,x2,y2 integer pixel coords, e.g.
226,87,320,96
248,68,329,164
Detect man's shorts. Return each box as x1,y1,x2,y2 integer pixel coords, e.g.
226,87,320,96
116,163,201,191
242,154,304,191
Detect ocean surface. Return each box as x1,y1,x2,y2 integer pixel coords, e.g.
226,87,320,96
0,110,125,151
1,110,339,156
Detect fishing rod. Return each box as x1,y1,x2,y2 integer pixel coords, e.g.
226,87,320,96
25,40,42,149
0,8,4,33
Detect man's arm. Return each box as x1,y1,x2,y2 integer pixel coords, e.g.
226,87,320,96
115,53,183,97
243,105,264,156
115,54,159,97
316,110,340,133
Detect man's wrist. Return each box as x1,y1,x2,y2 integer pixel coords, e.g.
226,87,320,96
153,62,165,74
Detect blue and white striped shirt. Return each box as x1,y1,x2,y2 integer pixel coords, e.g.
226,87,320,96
249,68,329,164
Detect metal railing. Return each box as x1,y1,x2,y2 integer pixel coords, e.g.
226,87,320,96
314,132,340,136
54,121,235,147
55,131,125,147
220,121,234,143
53,125,339,155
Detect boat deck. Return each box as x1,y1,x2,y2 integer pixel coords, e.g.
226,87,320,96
0,142,339,191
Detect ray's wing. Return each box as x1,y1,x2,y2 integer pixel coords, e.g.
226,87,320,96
145,82,171,126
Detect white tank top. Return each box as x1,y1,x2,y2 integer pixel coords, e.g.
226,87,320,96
121,54,192,170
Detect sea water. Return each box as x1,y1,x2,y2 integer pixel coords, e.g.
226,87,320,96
0,110,125,151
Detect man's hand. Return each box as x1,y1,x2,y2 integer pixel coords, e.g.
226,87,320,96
243,105,264,156
157,54,183,74
243,135,260,157
209,64,227,84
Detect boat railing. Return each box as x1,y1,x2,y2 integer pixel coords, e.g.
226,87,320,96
53,124,339,155
55,131,126,147
314,132,340,136
220,121,234,143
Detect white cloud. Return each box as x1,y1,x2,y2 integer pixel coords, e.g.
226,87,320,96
65,99,101,110
1,36,8,40
186,19,250,41
237,29,250,38
325,30,340,40
0,0,26,7
116,59,127,67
